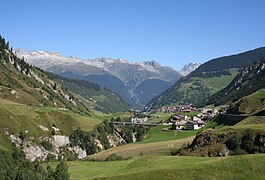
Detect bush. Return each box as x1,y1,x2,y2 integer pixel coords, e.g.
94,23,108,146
226,136,241,150
241,140,254,153
41,140,53,151
241,129,255,153
53,160,70,180
105,154,123,161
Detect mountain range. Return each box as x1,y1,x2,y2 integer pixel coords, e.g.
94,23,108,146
15,49,183,109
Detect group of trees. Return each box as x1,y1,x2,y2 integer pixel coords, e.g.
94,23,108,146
0,35,31,75
0,35,9,50
0,146,69,179
69,127,97,155
191,70,231,78
225,130,265,155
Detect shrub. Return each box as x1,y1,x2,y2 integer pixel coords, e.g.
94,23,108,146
53,160,70,180
226,136,241,150
241,140,254,153
105,154,123,161
41,140,53,151
241,129,255,153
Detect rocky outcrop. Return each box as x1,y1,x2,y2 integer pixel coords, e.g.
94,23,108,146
183,129,265,157
23,144,50,162
179,62,202,76
68,146,87,159
52,135,70,148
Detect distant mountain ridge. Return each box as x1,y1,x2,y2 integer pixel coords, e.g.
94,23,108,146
15,49,182,109
179,62,202,76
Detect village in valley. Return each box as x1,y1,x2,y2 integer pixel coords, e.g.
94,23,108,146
129,105,228,131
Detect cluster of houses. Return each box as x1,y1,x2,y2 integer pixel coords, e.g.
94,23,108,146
157,105,198,113
165,107,219,130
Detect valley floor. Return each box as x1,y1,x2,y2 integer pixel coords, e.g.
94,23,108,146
48,154,265,180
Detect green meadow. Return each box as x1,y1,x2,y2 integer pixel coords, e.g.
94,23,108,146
46,154,265,180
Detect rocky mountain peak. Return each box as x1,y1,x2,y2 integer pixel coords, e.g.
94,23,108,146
179,62,202,76
143,60,161,68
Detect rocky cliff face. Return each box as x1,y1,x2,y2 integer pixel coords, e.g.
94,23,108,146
6,123,148,162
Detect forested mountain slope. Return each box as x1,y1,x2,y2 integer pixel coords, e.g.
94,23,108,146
145,47,265,110
207,59,265,106
51,74,130,113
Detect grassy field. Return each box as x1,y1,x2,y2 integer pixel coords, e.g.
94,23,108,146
179,69,238,96
232,116,265,130
233,88,265,115
46,154,265,180
204,114,265,132
202,68,238,92
140,125,197,143
87,136,194,161
147,112,173,124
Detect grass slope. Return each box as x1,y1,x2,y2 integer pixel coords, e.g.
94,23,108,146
233,116,265,130
140,125,197,143
0,99,102,152
228,88,265,115
47,154,265,180
88,137,194,161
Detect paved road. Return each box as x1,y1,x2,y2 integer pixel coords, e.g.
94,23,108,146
111,121,160,126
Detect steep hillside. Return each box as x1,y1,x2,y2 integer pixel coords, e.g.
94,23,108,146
193,47,265,74
207,59,265,106
146,47,265,110
0,37,87,114
227,88,265,115
15,49,181,109
51,74,130,113
133,79,172,106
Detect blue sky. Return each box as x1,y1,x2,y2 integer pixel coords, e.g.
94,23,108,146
1,0,265,70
